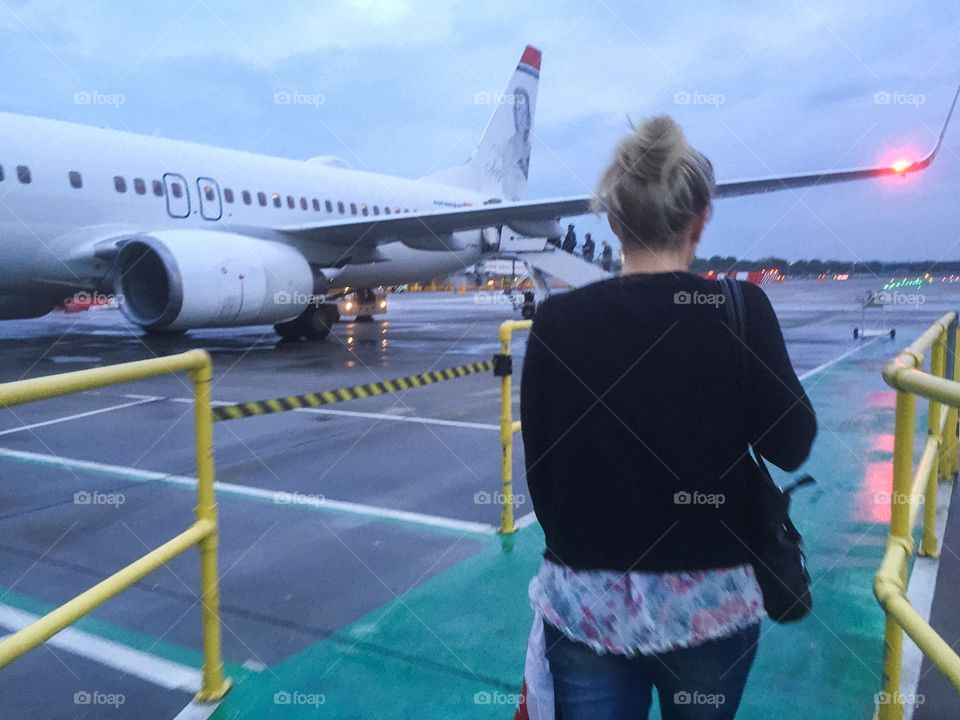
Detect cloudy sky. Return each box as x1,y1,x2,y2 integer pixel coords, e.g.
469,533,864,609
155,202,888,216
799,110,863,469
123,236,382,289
2,0,959,261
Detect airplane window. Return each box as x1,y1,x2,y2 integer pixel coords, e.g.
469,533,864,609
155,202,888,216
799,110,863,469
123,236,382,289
114,176,127,193
17,166,32,184
337,201,345,214
325,200,333,212
0,164,4,181
384,207,391,215
242,190,252,205
171,182,182,198
258,192,267,206
204,185,215,202
134,178,146,195
272,194,281,208
373,206,380,216
350,203,357,215
152,180,164,196
69,171,82,189
312,198,320,211
286,195,294,209
361,205,369,216
224,188,234,203
300,197,308,210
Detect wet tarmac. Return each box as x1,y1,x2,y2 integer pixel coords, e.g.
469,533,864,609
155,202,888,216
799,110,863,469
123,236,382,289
0,278,956,719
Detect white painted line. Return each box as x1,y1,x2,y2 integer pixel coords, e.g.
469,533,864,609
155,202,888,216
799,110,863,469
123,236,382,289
798,337,881,381
0,397,160,437
173,699,221,720
514,511,539,529
0,604,201,693
900,480,954,720
0,447,499,537
294,407,499,431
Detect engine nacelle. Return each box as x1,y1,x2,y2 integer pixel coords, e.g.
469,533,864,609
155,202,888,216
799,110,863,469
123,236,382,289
115,231,314,330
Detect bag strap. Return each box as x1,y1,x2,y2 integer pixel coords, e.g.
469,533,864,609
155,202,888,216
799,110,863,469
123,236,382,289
719,277,773,477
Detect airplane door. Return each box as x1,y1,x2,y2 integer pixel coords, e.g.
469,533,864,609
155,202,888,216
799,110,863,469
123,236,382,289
163,173,190,218
197,177,222,221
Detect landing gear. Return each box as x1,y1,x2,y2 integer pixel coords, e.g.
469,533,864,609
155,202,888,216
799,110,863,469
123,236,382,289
275,303,339,341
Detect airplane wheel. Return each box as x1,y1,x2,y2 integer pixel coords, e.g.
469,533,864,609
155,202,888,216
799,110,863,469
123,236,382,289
853,328,860,339
298,304,337,340
889,329,896,339
521,304,536,320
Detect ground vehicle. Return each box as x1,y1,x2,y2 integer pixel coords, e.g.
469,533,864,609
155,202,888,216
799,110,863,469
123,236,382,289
338,289,388,323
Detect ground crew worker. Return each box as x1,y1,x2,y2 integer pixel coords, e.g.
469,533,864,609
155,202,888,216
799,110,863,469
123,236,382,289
582,233,595,262
562,224,577,254
600,241,613,271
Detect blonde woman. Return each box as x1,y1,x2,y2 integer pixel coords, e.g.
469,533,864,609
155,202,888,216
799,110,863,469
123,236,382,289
520,116,816,719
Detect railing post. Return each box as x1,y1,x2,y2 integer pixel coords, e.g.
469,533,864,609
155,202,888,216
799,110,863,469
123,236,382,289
191,352,232,702
922,334,947,556
497,322,517,535
879,390,916,720
945,322,960,479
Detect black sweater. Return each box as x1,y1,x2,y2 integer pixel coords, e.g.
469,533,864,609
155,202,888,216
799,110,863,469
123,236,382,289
520,272,817,573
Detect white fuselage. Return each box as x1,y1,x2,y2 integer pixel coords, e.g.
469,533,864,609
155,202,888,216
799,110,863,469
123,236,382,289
0,112,489,318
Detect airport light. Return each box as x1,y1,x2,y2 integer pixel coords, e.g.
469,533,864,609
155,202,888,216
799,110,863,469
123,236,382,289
891,158,912,174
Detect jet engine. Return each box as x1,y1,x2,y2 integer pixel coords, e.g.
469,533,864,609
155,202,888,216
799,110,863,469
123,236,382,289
114,231,314,331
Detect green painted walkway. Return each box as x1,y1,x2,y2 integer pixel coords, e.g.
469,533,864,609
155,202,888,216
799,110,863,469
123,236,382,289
199,337,909,720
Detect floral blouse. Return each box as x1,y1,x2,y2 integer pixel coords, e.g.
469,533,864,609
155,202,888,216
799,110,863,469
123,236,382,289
529,560,765,656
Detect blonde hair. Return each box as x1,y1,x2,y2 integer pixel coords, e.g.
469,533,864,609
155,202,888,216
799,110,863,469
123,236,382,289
593,115,714,249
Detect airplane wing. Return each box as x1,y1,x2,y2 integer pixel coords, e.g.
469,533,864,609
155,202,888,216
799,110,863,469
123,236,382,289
278,82,959,251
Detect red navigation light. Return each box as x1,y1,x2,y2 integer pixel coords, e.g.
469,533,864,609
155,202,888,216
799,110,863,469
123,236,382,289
891,158,912,174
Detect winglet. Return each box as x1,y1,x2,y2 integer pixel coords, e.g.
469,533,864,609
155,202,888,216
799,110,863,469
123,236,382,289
912,80,960,171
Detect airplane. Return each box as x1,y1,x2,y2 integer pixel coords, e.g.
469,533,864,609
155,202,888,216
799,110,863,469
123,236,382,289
0,46,956,340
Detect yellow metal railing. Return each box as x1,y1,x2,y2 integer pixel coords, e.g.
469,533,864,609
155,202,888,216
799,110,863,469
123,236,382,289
497,319,532,534
876,312,960,719
0,350,231,703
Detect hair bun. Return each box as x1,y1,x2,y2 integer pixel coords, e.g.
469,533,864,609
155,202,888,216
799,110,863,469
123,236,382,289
594,115,715,248
616,115,687,187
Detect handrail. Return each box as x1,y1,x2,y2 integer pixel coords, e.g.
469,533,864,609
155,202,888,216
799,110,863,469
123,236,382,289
497,320,532,534
875,312,960,720
0,349,231,703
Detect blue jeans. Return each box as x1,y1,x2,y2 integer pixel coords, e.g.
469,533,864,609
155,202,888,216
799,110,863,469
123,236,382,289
544,621,760,720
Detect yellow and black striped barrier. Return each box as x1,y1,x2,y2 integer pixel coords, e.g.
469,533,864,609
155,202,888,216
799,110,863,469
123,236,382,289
212,359,495,422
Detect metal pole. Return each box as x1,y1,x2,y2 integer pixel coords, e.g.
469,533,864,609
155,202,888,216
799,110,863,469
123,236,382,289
878,390,916,720
191,352,231,702
499,323,516,535
946,323,960,478
922,335,946,556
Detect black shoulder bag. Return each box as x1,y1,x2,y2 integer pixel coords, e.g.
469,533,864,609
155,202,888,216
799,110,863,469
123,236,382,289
719,277,815,623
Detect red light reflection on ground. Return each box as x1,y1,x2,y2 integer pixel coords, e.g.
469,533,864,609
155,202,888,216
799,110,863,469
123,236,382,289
866,391,896,409
857,461,892,523
871,434,895,454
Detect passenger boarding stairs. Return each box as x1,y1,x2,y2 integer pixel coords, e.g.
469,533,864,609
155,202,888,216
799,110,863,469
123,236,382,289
500,236,611,293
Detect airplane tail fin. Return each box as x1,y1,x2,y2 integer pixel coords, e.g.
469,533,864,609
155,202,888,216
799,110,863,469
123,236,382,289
427,45,540,201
